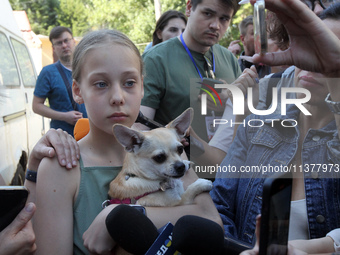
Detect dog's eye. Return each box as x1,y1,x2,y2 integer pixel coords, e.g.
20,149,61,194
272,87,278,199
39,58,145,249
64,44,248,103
153,153,167,163
177,145,184,155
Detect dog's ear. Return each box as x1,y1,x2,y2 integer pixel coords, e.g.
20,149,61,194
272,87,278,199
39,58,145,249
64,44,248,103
112,124,145,153
166,108,193,137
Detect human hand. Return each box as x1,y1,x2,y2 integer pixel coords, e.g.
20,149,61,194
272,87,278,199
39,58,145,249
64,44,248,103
228,40,242,56
247,0,340,75
240,215,307,255
240,215,261,255
0,203,36,255
289,236,335,255
83,205,117,255
28,128,79,171
180,127,190,147
64,111,83,125
227,66,259,116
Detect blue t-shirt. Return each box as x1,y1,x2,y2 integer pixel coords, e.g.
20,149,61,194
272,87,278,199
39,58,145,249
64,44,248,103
34,61,87,136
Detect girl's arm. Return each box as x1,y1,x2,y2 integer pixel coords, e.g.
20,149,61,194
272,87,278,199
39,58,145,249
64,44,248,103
33,156,79,255
83,167,222,254
25,128,79,205
145,167,222,229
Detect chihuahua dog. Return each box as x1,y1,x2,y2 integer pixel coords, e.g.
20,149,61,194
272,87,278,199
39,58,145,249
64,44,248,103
108,108,212,207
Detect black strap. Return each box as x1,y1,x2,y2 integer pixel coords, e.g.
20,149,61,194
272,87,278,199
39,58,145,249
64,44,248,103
265,71,284,109
55,61,78,111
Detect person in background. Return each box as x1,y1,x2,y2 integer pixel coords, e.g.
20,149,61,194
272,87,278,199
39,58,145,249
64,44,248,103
140,0,241,145
211,0,340,249
32,26,87,136
256,0,340,112
144,10,187,52
233,15,271,78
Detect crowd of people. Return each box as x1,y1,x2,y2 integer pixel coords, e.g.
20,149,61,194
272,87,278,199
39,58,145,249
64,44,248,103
1,0,340,254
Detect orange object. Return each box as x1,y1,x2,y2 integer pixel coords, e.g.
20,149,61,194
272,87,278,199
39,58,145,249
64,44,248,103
74,118,90,141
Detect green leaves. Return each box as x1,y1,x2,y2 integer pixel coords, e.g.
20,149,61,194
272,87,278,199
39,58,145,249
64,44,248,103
9,0,253,53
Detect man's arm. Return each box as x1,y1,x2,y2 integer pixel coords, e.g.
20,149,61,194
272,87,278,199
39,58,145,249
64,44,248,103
33,157,77,255
32,96,83,126
186,126,227,166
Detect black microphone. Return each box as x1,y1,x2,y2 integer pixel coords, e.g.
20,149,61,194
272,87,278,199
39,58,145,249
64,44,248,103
172,215,253,255
135,111,163,129
107,206,240,255
105,204,158,254
172,215,225,255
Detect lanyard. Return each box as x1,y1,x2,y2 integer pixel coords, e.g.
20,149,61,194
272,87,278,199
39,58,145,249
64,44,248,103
180,34,215,81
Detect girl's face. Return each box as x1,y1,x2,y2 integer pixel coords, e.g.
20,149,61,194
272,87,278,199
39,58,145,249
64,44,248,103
73,44,144,135
157,18,186,42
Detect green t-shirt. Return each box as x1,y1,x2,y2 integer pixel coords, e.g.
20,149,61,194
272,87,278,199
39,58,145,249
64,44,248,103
142,37,241,142
73,157,121,254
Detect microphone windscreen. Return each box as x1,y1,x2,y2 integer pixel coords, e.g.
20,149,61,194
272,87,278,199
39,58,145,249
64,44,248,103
172,215,224,255
105,204,158,255
74,118,89,141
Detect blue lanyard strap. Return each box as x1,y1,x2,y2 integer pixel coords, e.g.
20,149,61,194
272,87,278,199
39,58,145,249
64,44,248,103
180,34,215,81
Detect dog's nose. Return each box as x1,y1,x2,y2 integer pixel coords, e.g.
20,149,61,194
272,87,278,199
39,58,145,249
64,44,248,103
174,161,186,175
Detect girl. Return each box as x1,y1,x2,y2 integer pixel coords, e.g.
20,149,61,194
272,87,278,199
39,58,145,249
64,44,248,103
143,10,187,52
32,29,220,255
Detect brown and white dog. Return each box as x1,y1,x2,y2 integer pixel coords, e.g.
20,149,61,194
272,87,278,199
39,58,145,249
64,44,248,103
108,108,212,207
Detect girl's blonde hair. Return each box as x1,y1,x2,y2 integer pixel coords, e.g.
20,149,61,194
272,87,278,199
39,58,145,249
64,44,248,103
72,29,143,82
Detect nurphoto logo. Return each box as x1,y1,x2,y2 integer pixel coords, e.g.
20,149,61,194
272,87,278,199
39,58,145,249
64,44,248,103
201,83,311,116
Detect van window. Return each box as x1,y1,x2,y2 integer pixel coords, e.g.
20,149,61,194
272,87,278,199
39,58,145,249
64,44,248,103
0,32,20,86
11,38,36,86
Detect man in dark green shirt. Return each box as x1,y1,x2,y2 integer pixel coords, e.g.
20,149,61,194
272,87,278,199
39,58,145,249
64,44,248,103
140,0,241,142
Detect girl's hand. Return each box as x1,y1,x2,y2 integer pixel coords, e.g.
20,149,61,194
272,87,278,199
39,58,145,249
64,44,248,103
83,205,117,255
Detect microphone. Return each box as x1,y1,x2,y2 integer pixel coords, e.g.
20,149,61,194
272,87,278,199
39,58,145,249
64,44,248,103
107,206,245,255
105,204,158,254
106,204,177,255
172,215,225,255
135,111,163,129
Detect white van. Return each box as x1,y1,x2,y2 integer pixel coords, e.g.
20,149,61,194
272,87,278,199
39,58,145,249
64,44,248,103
0,0,45,185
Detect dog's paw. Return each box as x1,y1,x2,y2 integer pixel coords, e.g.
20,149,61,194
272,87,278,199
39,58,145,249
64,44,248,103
180,178,213,205
183,160,192,170
194,178,213,192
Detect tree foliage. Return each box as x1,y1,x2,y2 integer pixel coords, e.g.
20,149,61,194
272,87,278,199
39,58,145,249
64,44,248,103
10,0,60,35
57,0,89,36
219,3,253,50
9,0,253,53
